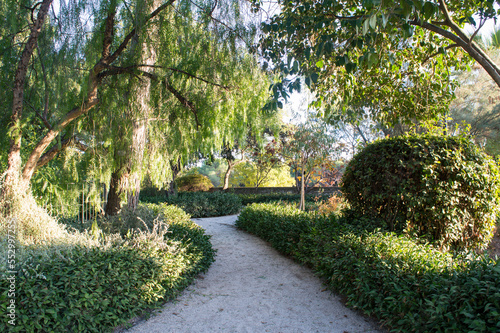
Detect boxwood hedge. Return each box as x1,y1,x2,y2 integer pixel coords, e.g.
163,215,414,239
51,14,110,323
341,134,500,252
141,191,242,218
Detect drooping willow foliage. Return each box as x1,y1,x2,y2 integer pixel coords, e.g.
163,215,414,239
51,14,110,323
0,0,277,217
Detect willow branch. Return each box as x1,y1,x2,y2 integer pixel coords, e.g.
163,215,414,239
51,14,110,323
108,0,176,64
165,81,201,128
98,64,232,90
36,135,88,170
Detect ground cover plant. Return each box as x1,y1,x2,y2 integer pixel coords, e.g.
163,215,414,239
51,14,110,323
0,203,215,332
141,191,242,218
236,203,500,332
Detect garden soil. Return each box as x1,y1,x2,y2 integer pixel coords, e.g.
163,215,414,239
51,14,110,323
121,215,386,333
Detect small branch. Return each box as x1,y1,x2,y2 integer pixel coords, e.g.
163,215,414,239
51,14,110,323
98,64,232,90
36,135,88,170
422,44,460,64
469,17,487,45
108,0,176,64
25,100,52,130
164,81,201,128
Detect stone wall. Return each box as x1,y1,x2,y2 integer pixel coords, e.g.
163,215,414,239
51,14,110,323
209,186,340,195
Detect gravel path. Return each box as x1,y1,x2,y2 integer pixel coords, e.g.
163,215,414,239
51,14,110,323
125,215,385,333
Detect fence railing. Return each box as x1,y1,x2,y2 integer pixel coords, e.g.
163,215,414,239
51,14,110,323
45,182,108,223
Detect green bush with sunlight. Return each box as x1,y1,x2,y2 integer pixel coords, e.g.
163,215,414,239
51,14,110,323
0,203,215,332
341,134,500,252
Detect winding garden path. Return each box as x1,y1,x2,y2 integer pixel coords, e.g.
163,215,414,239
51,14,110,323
125,215,385,333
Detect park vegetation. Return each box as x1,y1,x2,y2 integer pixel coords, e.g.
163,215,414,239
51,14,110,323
2,0,500,331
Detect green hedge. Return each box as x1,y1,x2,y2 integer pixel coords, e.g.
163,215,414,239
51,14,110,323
236,203,500,332
141,191,242,218
341,134,500,251
0,204,216,332
235,192,332,213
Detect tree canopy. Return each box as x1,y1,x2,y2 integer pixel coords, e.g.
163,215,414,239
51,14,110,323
255,0,500,125
0,0,275,221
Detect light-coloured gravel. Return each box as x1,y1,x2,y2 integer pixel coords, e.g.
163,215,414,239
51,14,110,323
124,214,385,333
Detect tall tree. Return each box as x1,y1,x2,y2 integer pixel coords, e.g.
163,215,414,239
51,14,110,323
0,1,272,221
254,0,499,125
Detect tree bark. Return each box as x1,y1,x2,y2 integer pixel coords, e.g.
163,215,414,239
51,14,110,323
166,159,181,197
105,170,126,216
222,161,234,190
106,0,159,214
223,159,245,190
299,167,305,211
3,0,53,196
127,118,149,210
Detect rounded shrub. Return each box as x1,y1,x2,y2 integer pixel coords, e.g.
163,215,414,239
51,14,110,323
341,134,500,251
175,173,213,192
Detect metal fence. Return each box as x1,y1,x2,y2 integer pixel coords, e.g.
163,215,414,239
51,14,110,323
45,181,108,223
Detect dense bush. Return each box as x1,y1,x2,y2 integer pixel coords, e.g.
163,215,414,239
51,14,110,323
341,134,500,251
163,191,242,218
236,192,330,206
175,173,213,192
0,204,216,332
236,203,500,332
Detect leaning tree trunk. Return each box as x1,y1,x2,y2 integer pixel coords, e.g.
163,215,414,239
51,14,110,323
299,167,305,211
1,0,53,214
222,162,233,190
223,159,244,190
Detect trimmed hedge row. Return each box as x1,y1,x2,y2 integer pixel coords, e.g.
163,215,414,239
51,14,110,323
236,203,500,332
235,192,329,206
141,191,242,218
0,204,216,332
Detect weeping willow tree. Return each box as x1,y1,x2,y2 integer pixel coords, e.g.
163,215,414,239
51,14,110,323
0,0,274,239
87,0,275,215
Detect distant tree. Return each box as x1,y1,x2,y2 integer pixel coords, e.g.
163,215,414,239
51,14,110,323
229,162,294,188
220,142,249,190
279,121,338,210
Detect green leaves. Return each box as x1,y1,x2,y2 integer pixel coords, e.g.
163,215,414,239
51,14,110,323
0,203,216,332
341,134,500,252
258,0,481,127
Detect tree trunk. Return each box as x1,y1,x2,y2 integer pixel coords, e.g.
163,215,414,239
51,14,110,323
2,0,53,214
299,167,305,211
105,170,125,216
127,118,149,210
222,161,233,190
166,159,181,197
105,0,159,214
